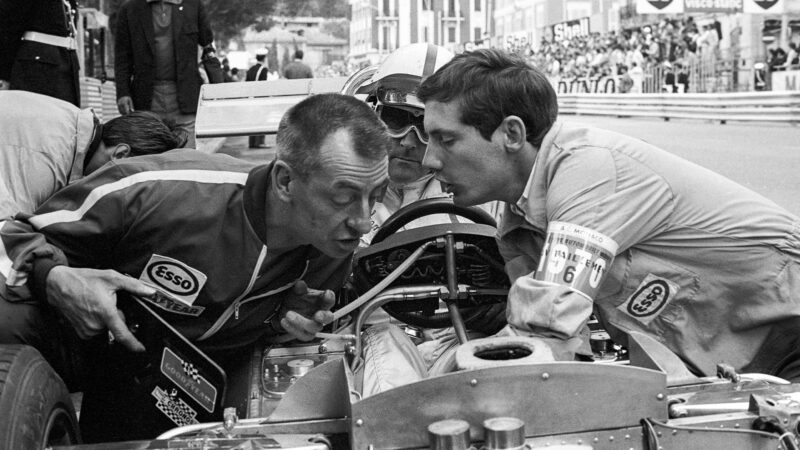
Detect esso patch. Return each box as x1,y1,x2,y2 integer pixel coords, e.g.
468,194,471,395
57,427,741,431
618,274,680,325
534,221,618,299
140,254,207,306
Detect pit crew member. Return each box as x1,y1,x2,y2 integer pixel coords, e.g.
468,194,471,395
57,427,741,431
0,90,186,219
0,93,391,441
418,48,800,379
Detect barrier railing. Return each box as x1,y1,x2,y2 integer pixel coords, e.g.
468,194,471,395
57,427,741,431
558,91,800,123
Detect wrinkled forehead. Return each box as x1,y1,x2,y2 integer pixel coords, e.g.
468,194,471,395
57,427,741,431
317,133,389,188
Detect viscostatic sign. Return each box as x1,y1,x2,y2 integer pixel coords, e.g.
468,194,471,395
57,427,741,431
636,0,783,13
684,0,742,12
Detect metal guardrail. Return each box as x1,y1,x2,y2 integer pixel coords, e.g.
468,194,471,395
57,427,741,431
559,91,800,123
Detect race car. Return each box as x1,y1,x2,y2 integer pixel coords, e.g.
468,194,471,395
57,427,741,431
3,71,800,450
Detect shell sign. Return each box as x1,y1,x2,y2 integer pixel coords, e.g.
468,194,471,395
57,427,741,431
743,0,785,13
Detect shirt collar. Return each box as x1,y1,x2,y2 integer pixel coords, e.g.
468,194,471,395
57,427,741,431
510,161,537,217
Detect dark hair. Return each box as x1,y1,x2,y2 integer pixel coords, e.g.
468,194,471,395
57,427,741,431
294,49,304,60
276,93,390,180
103,111,187,155
417,48,558,147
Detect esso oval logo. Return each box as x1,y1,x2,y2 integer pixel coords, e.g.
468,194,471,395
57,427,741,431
627,280,670,317
146,261,199,296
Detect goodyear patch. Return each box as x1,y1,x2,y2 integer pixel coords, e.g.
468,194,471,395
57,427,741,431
152,385,199,427
140,289,205,317
160,347,218,413
618,274,680,325
140,254,207,306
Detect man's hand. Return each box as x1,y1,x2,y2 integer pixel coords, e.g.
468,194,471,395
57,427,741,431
279,280,335,341
117,96,134,115
46,266,156,352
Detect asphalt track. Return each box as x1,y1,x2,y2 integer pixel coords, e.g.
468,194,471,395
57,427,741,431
219,116,800,216
561,115,800,216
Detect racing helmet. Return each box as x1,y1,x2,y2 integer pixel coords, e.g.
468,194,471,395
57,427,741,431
357,43,454,143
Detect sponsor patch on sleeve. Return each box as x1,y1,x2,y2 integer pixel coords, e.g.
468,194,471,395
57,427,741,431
617,273,680,325
140,254,207,306
535,221,619,299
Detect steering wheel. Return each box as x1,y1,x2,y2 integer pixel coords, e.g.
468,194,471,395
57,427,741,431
371,197,497,244
362,197,507,332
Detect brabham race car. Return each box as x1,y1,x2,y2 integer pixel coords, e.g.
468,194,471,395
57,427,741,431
2,72,800,450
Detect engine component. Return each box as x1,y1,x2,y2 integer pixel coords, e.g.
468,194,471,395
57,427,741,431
427,419,471,450
483,417,526,450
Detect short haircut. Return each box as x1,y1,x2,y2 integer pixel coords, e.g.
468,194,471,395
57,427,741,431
417,48,558,147
276,93,390,179
102,111,187,155
294,49,304,60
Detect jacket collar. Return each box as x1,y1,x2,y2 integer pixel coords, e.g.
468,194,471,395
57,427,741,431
497,121,563,238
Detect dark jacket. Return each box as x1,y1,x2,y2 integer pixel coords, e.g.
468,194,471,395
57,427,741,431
114,0,214,114
0,0,80,106
282,60,313,79
245,63,268,82
0,152,352,350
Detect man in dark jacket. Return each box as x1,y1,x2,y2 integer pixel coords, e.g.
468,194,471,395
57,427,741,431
0,93,391,441
114,0,215,148
0,0,81,106
283,49,313,79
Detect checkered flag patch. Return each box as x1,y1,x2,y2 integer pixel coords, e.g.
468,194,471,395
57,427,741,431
152,386,199,427
181,359,200,382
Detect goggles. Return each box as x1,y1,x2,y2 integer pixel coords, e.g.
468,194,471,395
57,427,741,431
377,104,428,144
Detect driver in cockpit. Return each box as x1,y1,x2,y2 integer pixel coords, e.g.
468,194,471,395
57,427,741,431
354,44,504,397
358,43,499,248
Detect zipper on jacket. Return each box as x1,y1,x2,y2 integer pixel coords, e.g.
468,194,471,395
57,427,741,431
197,246,267,341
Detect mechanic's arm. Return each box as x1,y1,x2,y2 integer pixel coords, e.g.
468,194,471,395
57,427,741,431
0,168,156,351
500,146,674,358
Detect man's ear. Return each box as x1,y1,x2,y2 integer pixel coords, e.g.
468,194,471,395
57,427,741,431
272,160,294,201
498,116,527,153
111,144,131,160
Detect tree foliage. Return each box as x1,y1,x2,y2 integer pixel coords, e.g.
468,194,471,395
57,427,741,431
100,0,348,46
202,0,280,43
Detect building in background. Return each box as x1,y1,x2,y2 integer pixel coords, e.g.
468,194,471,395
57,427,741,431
348,0,491,67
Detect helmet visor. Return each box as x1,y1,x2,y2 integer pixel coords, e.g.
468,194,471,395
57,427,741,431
378,105,428,144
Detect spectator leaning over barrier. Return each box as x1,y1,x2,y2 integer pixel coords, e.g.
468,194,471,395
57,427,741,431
676,63,690,93
618,65,633,93
0,93,391,442
114,0,215,149
0,90,185,219
360,48,800,393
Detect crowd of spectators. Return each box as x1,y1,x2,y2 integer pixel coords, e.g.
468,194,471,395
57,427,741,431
521,16,720,82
